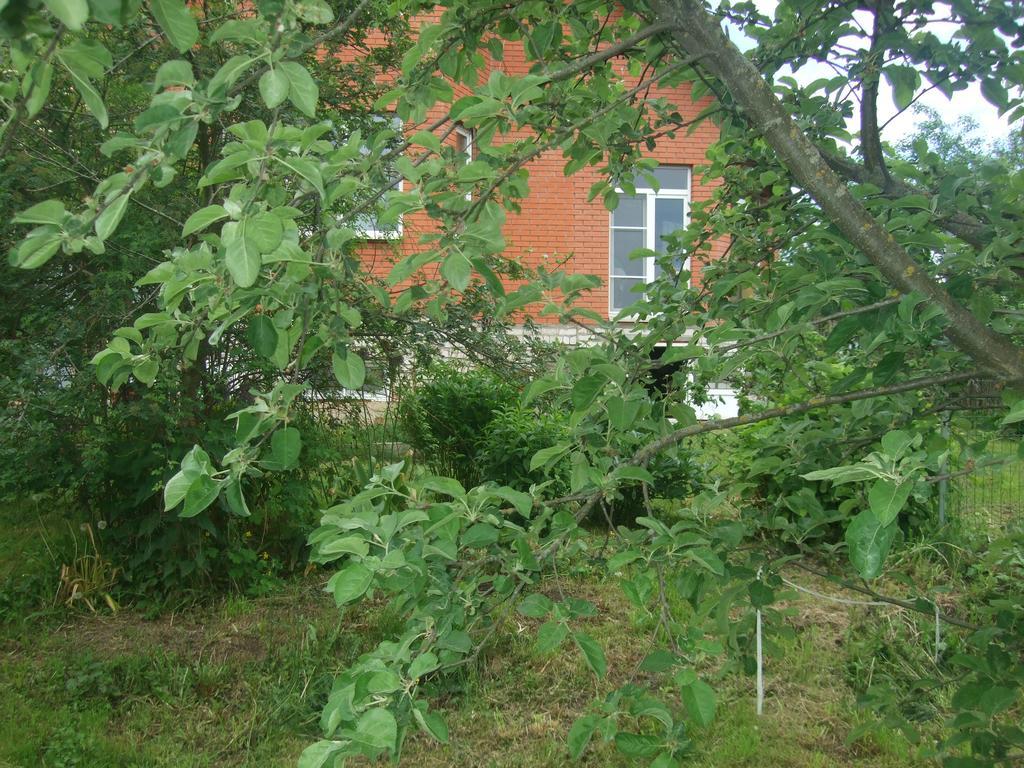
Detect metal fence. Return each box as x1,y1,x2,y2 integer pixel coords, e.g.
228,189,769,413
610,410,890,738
942,397,1024,534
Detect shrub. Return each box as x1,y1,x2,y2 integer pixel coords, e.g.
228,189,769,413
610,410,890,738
475,405,572,496
397,363,519,487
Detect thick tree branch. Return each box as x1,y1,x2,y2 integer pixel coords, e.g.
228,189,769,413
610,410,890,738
650,0,1024,381
859,0,892,182
567,370,985,523
547,22,675,84
631,370,983,465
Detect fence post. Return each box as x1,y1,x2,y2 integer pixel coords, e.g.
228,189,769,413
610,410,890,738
938,414,950,526
755,568,764,716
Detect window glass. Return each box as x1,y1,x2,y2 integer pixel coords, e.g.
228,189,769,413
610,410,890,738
337,114,404,240
612,277,645,310
612,195,645,228
612,230,646,276
654,198,685,251
652,166,689,191
610,164,691,313
455,126,473,162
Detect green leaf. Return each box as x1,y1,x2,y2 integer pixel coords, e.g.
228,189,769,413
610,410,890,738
884,66,919,111
280,61,318,116
462,522,499,548
353,708,397,753
573,631,607,678
331,350,366,389
685,547,724,576
1001,399,1024,425
801,465,879,485
60,56,108,128
132,357,159,385
614,732,660,758
269,427,301,469
535,621,568,654
245,213,283,253
748,580,774,608
297,741,344,768
10,228,62,269
329,562,373,606
571,373,607,411
274,156,325,199
163,470,192,511
150,0,199,53
410,130,441,152
493,486,533,517
408,651,439,679
441,252,472,291
413,708,449,744
259,68,289,109
529,442,569,472
868,478,913,526
639,649,676,673
421,476,466,498
566,714,599,759
14,200,66,226
517,593,553,618
24,61,54,119
209,55,254,94
154,59,194,89
223,221,261,287
247,315,278,358
981,78,1008,111
607,550,643,572
95,194,130,240
680,679,716,727
224,479,251,517
181,473,221,518
43,0,89,29
318,535,369,559
880,430,914,457
846,509,897,579
182,205,228,237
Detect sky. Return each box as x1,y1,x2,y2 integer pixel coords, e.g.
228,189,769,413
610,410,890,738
727,0,1016,148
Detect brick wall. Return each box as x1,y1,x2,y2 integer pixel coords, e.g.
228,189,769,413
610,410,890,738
330,14,726,323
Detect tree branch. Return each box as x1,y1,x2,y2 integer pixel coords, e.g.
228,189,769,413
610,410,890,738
859,0,892,183
650,0,1024,381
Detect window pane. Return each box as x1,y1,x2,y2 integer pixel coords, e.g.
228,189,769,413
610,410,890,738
612,230,646,276
654,198,685,252
652,166,689,191
612,277,645,311
612,195,645,228
455,128,472,162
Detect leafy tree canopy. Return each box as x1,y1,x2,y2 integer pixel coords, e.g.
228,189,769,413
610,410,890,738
3,0,1024,765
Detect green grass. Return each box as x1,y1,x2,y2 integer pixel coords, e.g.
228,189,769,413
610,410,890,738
0,573,924,768
0,497,930,767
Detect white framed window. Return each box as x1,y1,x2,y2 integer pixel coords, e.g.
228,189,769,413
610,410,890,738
609,165,691,315
454,125,474,200
344,114,404,241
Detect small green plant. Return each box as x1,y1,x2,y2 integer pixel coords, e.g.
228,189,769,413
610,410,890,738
56,523,119,613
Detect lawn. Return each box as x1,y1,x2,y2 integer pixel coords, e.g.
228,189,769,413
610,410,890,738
0,497,925,768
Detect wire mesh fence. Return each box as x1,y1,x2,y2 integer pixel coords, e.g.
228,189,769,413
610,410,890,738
944,394,1024,534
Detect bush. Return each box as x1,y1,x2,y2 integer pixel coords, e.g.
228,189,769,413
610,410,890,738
398,363,520,487
475,405,572,496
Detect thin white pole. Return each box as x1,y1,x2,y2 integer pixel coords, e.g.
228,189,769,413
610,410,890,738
756,607,764,715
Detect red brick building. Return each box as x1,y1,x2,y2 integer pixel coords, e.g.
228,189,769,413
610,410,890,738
343,17,725,345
